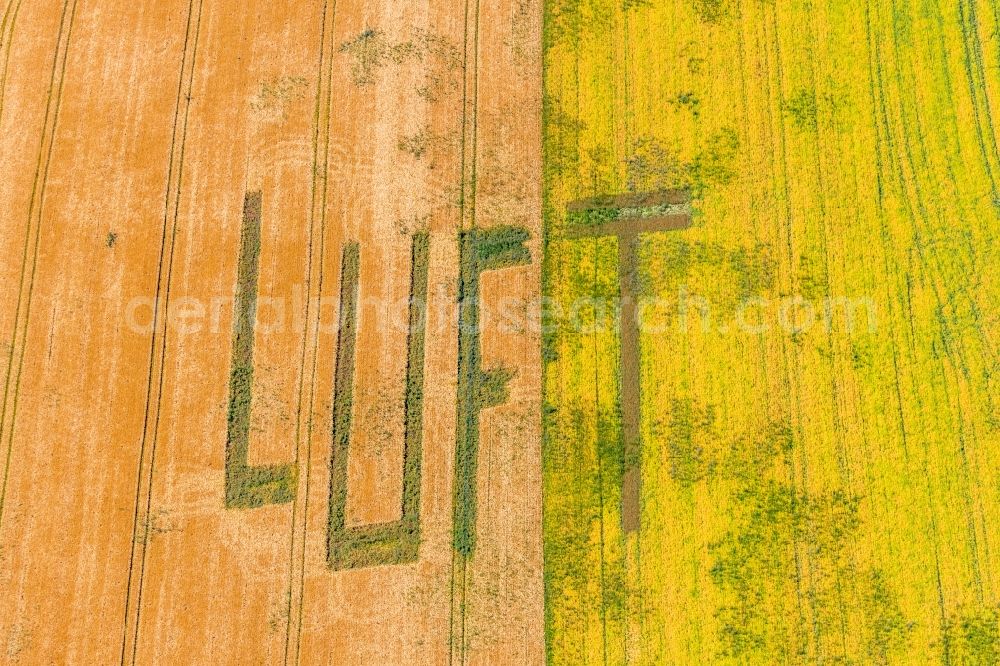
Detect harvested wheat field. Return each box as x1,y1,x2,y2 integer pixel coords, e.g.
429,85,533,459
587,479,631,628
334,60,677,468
0,0,998,663
0,0,543,662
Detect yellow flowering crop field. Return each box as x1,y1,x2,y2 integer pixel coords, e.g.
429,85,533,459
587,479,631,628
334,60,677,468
542,0,1000,663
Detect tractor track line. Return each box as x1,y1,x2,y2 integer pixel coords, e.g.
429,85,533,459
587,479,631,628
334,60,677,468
0,0,79,533
119,0,205,660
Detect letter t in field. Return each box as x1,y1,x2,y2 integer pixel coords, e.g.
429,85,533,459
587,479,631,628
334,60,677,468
565,190,692,533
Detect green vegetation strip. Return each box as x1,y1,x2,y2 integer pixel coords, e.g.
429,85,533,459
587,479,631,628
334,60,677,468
327,233,430,569
452,226,531,556
566,202,691,228
224,191,297,508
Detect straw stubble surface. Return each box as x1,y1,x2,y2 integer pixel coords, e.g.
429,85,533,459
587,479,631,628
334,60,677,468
0,0,543,663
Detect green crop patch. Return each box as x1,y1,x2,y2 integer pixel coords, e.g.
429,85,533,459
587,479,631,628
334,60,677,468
452,225,531,556
327,233,430,570
224,191,298,508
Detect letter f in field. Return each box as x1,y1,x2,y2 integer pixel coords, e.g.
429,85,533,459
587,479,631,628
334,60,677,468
453,226,532,556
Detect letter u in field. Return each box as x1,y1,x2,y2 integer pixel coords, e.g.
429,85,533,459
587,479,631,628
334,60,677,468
326,232,431,570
